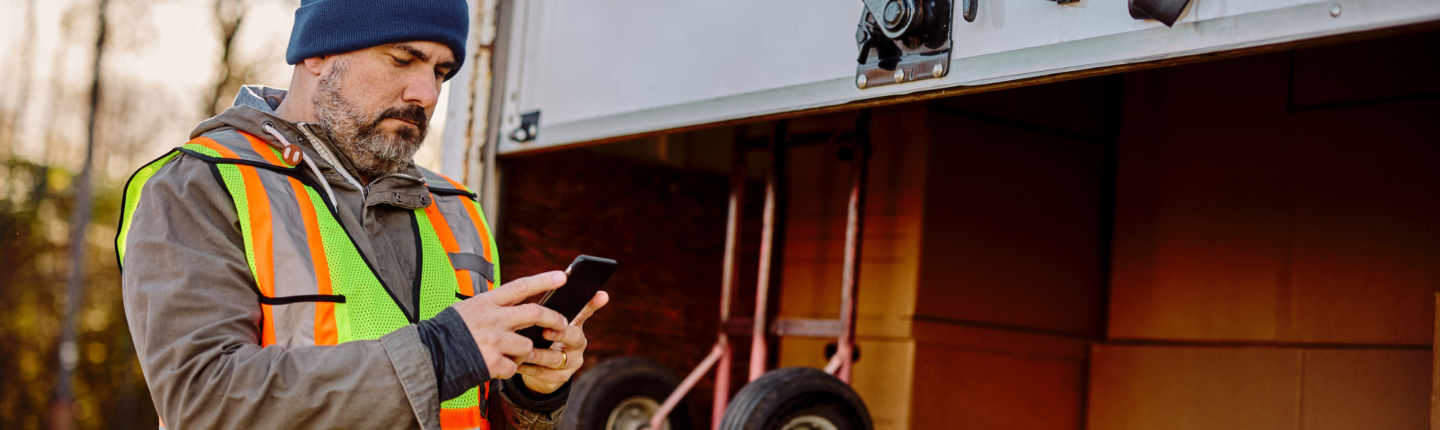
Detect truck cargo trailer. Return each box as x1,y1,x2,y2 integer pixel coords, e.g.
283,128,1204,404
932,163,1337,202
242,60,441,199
437,1,1440,429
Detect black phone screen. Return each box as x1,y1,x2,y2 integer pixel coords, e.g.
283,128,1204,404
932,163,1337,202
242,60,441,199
518,255,617,349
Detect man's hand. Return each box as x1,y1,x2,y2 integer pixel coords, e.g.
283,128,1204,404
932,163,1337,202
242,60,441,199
518,290,610,394
451,271,573,380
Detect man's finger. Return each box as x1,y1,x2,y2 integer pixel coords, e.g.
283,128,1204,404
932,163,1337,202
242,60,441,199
516,363,558,379
503,303,569,331
529,348,569,369
496,332,534,358
570,291,610,328
543,326,587,351
484,271,567,307
491,359,519,379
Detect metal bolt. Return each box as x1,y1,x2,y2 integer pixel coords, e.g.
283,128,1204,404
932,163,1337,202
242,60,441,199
856,74,868,89
511,128,529,141
932,63,945,78
894,68,906,83
856,25,870,44
528,124,538,137
1329,4,1341,17
883,0,903,24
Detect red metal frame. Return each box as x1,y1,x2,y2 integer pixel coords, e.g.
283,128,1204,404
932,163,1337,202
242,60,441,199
711,127,749,428
648,113,871,430
749,121,784,383
829,110,869,383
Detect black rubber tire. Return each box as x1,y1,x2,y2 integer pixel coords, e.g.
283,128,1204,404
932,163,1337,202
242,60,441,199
718,367,873,430
559,356,694,430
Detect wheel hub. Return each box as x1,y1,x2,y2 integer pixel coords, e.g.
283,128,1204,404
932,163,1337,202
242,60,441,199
605,396,670,430
780,415,839,430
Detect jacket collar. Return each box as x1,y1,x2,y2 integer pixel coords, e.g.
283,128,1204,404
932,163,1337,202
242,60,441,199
192,85,432,210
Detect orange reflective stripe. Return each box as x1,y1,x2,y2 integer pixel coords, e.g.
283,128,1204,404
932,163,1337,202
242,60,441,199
424,200,461,253
439,406,484,430
423,198,475,296
192,137,238,159
291,178,337,345
437,176,494,291
241,131,286,166
462,200,492,291
455,265,475,297
238,165,277,347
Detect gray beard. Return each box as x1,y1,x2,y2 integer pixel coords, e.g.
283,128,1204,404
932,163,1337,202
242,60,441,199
312,60,428,179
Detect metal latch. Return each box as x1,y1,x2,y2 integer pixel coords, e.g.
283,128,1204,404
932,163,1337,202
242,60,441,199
510,111,540,142
855,0,973,89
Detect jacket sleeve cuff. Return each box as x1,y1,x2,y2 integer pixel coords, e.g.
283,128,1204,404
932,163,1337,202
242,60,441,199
499,379,570,430
417,307,492,401
501,376,571,412
382,325,442,430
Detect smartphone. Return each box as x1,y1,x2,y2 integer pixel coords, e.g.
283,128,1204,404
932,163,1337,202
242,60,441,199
518,255,617,349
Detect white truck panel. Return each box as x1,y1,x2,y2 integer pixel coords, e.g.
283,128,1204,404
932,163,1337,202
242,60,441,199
489,0,1440,154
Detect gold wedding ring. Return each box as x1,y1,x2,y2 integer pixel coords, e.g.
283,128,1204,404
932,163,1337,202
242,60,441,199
555,352,568,369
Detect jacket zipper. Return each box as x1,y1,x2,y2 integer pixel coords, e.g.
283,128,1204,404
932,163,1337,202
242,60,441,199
295,122,366,199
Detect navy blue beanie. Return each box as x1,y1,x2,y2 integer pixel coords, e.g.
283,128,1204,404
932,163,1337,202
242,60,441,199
286,0,469,80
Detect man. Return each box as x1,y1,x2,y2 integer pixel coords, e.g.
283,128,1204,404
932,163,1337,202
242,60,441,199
116,1,607,429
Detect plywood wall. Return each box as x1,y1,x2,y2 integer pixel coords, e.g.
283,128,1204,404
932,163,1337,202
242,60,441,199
1094,36,1440,430
1433,293,1440,430
914,114,1110,336
1089,346,1431,430
904,75,1121,429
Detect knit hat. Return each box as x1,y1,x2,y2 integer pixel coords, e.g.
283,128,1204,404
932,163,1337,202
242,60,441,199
285,0,469,80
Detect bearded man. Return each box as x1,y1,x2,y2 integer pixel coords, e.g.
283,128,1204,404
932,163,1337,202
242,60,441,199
116,1,607,429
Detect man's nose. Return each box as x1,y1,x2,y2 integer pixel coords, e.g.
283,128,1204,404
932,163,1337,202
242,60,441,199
402,76,441,109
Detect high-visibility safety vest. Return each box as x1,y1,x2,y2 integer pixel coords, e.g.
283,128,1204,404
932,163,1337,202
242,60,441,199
117,129,499,430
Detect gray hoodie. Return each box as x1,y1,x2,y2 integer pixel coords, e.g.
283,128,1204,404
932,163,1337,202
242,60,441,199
121,86,562,430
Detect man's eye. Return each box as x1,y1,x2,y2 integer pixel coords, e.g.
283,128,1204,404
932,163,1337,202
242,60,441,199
394,58,413,66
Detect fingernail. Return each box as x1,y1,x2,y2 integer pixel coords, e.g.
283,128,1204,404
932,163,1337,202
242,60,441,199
543,330,554,340
528,351,536,360
552,273,565,283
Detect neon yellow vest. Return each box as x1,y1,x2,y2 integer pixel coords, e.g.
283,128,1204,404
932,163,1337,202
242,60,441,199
117,129,499,430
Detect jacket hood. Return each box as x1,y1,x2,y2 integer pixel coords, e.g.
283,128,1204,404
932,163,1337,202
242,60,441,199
191,85,295,140
191,85,431,209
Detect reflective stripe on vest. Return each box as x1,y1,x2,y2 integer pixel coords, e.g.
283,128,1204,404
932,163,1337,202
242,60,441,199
419,168,500,296
117,129,498,430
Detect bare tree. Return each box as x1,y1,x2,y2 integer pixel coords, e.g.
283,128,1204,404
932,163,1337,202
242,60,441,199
50,0,108,429
205,0,256,117
2,0,38,159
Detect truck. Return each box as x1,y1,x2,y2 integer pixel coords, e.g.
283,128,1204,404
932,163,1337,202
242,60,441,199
438,1,1440,429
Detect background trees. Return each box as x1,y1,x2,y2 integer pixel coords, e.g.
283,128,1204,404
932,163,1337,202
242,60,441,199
0,1,297,428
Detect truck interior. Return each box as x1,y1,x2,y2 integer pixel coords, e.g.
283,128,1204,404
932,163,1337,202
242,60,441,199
496,28,1439,429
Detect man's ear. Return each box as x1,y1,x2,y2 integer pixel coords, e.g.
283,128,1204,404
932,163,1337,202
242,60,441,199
302,56,327,76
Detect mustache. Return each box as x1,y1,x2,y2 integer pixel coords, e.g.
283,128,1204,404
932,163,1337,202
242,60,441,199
372,105,429,132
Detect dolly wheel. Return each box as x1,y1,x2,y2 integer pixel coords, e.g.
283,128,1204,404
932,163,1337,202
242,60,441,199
559,356,694,430
719,367,873,430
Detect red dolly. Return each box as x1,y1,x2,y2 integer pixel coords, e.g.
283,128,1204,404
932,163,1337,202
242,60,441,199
562,112,877,430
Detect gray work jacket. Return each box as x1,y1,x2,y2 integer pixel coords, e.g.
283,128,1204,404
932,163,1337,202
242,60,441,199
121,86,560,429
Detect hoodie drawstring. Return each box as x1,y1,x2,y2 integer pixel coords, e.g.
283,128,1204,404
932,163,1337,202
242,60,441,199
263,123,338,208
